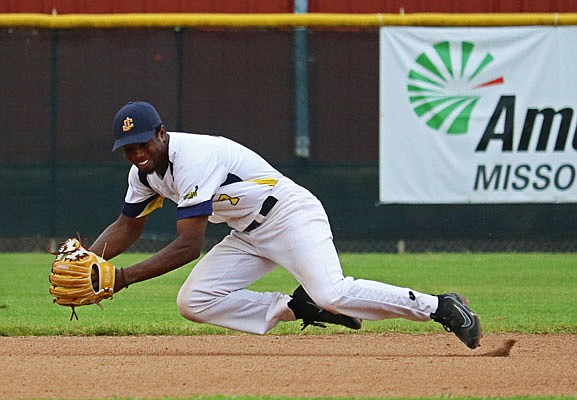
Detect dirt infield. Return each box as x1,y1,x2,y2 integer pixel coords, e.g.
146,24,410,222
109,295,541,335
1,333,576,399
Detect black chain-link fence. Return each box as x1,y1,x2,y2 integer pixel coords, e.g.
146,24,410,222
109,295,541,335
5,235,577,253
2,26,577,253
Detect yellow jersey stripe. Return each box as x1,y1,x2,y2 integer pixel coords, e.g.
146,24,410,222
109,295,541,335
247,178,278,186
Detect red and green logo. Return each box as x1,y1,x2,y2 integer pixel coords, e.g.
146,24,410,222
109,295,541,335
408,41,504,134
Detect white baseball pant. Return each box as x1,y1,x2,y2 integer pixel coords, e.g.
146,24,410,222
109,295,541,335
177,178,438,334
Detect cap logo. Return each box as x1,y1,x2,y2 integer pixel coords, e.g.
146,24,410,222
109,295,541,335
122,117,134,132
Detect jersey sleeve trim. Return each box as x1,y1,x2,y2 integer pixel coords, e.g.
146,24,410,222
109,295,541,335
220,173,242,187
176,199,213,220
122,195,164,218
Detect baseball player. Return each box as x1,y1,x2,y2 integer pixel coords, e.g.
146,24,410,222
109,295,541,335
88,101,481,349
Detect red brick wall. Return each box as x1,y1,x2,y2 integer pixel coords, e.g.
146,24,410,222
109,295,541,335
309,0,577,13
2,0,577,13
0,0,293,13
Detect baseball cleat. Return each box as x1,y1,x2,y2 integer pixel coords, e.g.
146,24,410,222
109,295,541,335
288,285,362,330
431,293,481,349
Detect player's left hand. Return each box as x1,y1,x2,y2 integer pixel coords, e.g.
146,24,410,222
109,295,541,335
49,238,116,320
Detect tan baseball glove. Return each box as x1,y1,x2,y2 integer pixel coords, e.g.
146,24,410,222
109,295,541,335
49,238,116,320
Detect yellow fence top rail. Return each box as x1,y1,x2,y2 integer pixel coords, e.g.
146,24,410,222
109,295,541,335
1,12,577,29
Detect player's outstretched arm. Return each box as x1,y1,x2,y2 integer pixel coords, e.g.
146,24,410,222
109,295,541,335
89,213,148,260
112,215,209,290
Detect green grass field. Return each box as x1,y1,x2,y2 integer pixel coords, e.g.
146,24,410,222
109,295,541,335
1,252,577,400
1,252,576,336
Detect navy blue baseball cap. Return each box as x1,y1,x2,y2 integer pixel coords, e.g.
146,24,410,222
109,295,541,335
112,101,162,151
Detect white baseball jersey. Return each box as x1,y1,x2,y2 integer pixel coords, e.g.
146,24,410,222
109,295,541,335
121,132,438,335
122,132,284,231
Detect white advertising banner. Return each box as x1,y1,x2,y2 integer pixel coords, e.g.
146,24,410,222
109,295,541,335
379,26,577,203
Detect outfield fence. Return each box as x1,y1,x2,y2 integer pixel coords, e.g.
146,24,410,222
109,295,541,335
2,13,577,252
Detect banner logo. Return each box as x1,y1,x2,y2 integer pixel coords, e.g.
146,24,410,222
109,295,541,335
407,41,504,134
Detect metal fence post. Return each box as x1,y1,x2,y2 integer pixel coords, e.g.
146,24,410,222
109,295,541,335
294,0,310,159
49,28,59,241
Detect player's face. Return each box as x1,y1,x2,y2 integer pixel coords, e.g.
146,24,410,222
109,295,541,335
122,129,169,175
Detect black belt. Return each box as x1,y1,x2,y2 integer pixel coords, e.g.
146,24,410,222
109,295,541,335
244,196,278,232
